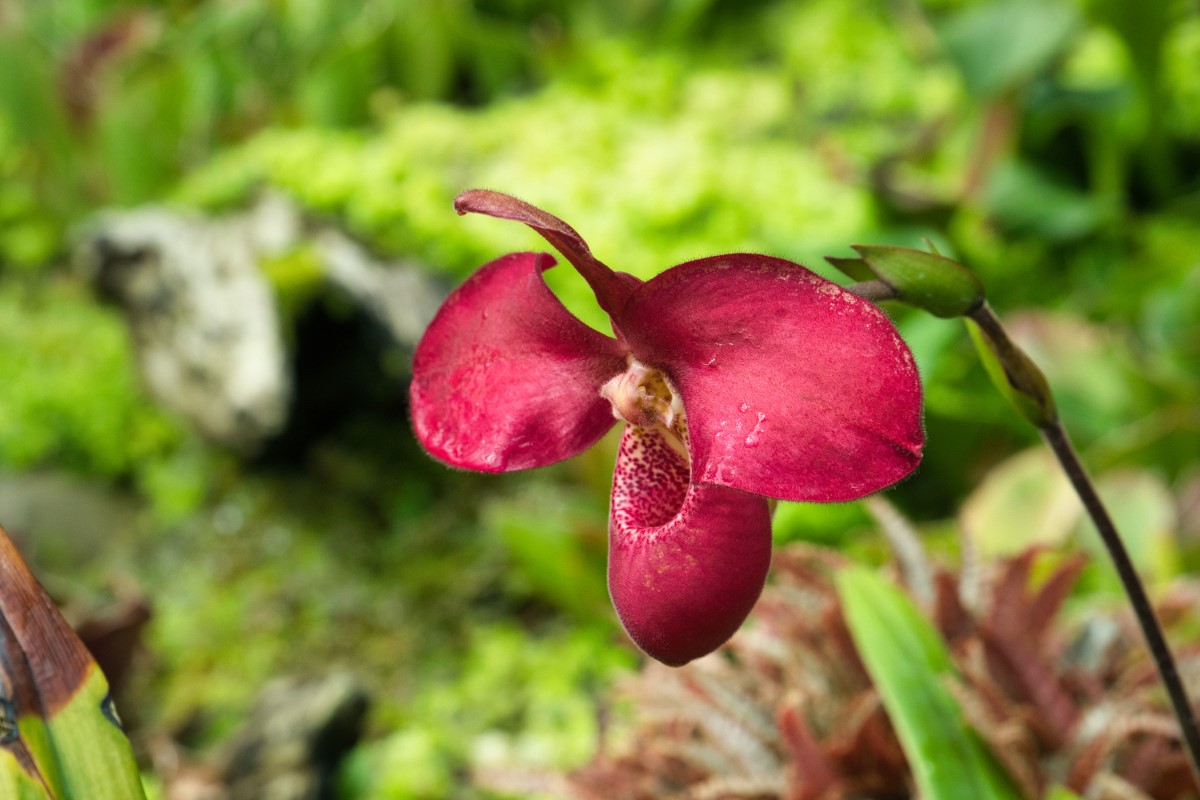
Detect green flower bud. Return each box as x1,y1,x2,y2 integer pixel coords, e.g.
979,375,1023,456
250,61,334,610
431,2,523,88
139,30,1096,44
851,245,986,319
966,313,1057,428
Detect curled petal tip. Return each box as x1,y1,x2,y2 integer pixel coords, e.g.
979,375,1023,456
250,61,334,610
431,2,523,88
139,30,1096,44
454,189,509,217
453,190,593,253
452,189,640,319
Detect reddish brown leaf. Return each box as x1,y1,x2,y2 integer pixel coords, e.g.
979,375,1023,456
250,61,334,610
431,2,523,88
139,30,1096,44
0,526,93,716
778,705,836,800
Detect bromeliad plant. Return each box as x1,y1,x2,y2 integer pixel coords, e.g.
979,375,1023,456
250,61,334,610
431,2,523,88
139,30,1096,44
552,542,1198,800
409,190,924,666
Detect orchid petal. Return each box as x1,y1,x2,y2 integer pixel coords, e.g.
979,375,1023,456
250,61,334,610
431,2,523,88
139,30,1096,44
455,190,641,318
410,251,628,471
617,255,923,503
608,424,772,666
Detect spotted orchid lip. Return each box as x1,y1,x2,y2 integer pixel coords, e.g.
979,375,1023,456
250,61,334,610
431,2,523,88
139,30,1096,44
607,423,772,666
602,367,769,665
410,190,925,665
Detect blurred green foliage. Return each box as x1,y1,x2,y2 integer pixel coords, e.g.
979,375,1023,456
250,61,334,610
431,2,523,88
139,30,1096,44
1,0,1199,796
173,56,883,330
341,624,631,799
0,280,184,476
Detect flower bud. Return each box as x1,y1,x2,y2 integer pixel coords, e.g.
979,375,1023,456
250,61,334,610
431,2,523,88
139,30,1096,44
966,314,1057,428
849,245,986,319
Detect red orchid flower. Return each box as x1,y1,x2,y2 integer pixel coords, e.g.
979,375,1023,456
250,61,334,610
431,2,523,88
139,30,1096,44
410,190,923,666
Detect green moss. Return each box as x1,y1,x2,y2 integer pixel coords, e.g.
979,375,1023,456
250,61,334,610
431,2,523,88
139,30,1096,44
0,280,185,478
174,53,892,332
340,624,632,800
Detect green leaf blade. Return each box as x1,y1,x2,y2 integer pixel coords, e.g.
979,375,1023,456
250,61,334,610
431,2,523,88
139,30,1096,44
0,527,146,799
0,748,54,800
939,0,1081,97
46,669,145,800
836,566,1023,800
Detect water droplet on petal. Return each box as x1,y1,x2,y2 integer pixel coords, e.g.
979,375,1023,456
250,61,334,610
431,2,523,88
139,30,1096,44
738,402,750,412
744,412,766,447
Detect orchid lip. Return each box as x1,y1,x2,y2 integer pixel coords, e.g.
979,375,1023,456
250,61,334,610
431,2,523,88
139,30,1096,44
607,423,772,666
602,367,774,667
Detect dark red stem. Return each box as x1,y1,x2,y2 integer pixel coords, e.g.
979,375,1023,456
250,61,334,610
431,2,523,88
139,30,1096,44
1041,420,1200,788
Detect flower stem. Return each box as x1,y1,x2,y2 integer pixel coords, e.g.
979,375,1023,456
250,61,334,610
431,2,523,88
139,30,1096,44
844,279,898,303
965,302,1200,784
1040,420,1200,786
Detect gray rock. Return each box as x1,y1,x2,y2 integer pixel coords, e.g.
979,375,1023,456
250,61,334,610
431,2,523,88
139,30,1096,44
75,193,445,455
219,672,369,800
315,227,444,347
76,197,293,453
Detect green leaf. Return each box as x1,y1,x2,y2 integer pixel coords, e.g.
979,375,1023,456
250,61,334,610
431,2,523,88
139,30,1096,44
0,771,51,798
984,160,1115,242
0,527,146,799
837,566,1023,800
960,447,1079,559
939,0,1081,97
